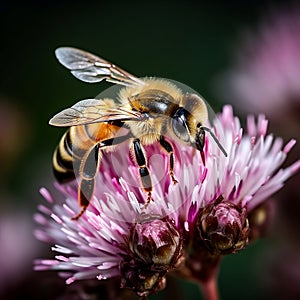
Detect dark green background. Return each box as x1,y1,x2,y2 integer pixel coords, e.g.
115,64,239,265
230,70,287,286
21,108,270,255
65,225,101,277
0,0,266,200
0,1,295,299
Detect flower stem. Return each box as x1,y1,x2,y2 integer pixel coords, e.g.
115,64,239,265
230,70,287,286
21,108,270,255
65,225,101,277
199,277,219,300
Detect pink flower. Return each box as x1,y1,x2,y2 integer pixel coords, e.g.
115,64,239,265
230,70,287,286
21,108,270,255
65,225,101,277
0,206,39,294
216,5,300,117
34,148,186,296
34,105,299,298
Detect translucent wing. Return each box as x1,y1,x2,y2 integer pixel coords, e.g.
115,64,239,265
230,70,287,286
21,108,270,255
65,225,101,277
49,99,145,127
55,47,145,87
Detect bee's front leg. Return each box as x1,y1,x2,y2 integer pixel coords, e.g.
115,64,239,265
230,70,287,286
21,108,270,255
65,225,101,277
132,139,153,206
159,136,178,184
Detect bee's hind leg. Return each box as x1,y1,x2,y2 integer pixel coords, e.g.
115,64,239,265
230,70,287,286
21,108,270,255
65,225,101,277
159,136,178,184
72,143,101,220
73,133,132,220
73,178,94,220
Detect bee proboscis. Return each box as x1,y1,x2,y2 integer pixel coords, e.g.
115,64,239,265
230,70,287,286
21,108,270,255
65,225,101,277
50,47,227,220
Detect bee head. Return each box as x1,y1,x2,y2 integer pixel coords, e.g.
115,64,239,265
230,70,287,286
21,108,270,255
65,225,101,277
170,93,227,164
171,93,207,148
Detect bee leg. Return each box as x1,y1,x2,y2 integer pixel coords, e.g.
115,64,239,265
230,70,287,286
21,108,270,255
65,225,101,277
73,178,95,220
132,139,153,206
72,133,132,220
159,136,178,184
72,143,101,220
196,126,206,166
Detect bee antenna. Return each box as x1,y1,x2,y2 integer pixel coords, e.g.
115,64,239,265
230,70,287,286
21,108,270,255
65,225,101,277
200,126,227,157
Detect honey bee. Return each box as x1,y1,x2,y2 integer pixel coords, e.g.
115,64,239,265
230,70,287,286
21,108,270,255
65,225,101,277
50,47,227,220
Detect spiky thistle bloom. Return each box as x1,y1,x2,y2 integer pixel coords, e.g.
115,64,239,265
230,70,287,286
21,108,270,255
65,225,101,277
177,106,300,295
34,145,187,298
34,105,299,299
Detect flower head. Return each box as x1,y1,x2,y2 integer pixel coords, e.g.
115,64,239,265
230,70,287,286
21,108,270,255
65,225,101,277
34,145,186,296
34,105,299,297
185,105,300,256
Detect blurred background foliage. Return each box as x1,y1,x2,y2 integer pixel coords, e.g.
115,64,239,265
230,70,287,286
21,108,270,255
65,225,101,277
0,0,299,299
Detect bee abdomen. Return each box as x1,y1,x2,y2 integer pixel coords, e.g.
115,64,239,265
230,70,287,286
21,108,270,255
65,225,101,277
52,131,76,183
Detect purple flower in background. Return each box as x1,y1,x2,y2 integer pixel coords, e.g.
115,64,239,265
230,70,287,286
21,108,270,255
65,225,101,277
34,105,299,299
216,6,300,118
0,207,39,295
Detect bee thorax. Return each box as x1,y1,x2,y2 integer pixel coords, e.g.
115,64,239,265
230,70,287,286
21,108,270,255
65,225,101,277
128,119,163,145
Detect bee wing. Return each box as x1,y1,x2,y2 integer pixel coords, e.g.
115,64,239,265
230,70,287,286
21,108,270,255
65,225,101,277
49,99,145,127
55,47,145,87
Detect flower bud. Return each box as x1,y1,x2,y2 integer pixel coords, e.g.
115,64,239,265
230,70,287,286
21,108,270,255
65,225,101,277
120,216,182,296
197,197,249,254
120,260,166,297
130,216,182,266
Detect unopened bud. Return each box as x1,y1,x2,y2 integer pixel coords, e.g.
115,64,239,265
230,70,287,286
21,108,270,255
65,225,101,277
198,197,249,254
130,216,182,266
120,260,166,297
120,216,182,296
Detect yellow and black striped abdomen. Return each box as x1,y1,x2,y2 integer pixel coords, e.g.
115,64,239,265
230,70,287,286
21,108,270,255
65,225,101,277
52,123,121,183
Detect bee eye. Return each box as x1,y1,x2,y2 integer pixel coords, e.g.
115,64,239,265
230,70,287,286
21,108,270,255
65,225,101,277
172,108,190,142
